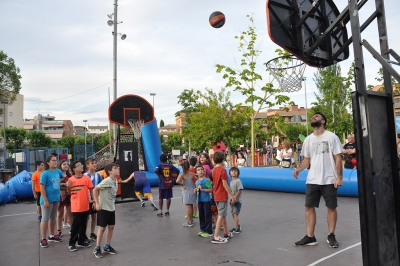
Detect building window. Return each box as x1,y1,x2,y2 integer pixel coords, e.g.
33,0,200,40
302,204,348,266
9,112,13,118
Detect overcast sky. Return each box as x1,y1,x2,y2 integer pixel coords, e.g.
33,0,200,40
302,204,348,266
1,0,399,129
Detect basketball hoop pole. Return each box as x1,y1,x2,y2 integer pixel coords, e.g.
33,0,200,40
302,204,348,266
302,77,308,136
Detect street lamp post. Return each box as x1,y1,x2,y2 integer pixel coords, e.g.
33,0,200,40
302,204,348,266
302,77,309,136
83,120,87,159
1,101,7,166
150,93,156,107
107,0,126,156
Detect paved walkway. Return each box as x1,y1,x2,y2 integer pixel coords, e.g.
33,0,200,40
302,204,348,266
0,187,362,266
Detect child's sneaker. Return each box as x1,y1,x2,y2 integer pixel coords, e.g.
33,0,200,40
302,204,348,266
151,202,159,210
38,215,42,222
104,246,118,254
90,233,97,241
229,227,241,234
198,231,205,236
211,236,228,244
200,232,213,237
69,244,77,252
56,230,63,238
40,239,49,248
193,213,199,218
77,242,91,248
141,200,145,207
224,232,234,240
48,235,62,242
62,222,70,229
183,221,194,227
93,247,103,258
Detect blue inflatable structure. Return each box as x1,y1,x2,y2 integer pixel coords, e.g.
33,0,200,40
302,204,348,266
0,170,33,204
140,119,359,197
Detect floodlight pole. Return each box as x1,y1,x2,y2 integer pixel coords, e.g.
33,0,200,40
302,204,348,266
83,120,87,159
112,0,118,156
302,77,308,136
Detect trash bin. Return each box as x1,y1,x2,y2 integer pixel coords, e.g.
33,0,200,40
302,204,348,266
1,170,13,183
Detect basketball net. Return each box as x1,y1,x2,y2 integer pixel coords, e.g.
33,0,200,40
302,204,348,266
128,119,144,140
266,55,306,93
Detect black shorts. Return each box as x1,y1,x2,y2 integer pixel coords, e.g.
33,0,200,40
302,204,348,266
305,184,338,209
36,192,41,206
97,210,115,227
88,202,97,215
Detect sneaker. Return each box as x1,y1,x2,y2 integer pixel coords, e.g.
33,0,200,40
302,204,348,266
294,235,318,247
90,233,97,241
184,215,188,219
57,230,63,238
151,202,159,211
229,227,241,234
224,232,234,240
40,239,49,248
77,242,91,248
198,231,205,236
93,247,103,258
183,221,194,227
200,232,213,237
193,213,199,218
327,233,339,248
62,223,70,229
211,236,228,244
69,244,78,252
104,246,118,254
38,215,42,222
141,201,145,207
84,238,91,245
48,235,62,242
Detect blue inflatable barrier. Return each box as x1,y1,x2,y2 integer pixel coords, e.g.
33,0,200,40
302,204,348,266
0,181,16,204
2,171,34,202
144,167,358,197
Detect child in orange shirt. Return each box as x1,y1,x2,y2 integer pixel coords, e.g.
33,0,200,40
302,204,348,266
31,161,44,222
66,160,94,251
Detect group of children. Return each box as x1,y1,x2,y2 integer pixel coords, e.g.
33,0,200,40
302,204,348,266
32,156,120,259
176,151,244,243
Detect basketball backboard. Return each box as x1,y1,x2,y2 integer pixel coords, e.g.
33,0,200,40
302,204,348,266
108,94,154,127
266,0,349,67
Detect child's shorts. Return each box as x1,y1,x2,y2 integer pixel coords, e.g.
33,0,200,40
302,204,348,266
97,209,115,227
88,202,97,215
215,200,228,217
59,194,71,208
159,188,173,199
231,201,242,215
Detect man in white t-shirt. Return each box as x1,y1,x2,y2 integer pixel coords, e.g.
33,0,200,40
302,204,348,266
292,112,343,248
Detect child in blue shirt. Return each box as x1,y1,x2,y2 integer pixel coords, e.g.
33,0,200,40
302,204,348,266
194,166,213,237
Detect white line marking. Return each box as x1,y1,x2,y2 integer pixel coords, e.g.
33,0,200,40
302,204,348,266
308,242,361,266
277,248,290,252
0,212,36,218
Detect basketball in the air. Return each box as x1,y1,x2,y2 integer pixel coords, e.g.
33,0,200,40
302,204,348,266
209,11,225,28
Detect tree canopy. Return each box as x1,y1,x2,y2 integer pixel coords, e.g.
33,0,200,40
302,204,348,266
311,64,354,139
0,51,22,108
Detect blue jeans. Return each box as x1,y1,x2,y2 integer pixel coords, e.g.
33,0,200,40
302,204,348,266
198,201,212,234
297,151,302,162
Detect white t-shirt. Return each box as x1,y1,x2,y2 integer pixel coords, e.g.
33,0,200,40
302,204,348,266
302,131,343,185
237,158,246,167
282,148,292,160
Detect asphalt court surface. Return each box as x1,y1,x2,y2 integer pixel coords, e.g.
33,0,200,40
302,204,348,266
0,186,362,266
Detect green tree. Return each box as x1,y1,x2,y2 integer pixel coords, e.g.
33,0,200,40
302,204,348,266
165,132,183,149
27,130,52,148
1,127,27,149
178,88,252,164
160,119,165,128
216,15,293,166
58,135,76,153
0,51,22,109
368,67,399,94
312,64,353,138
